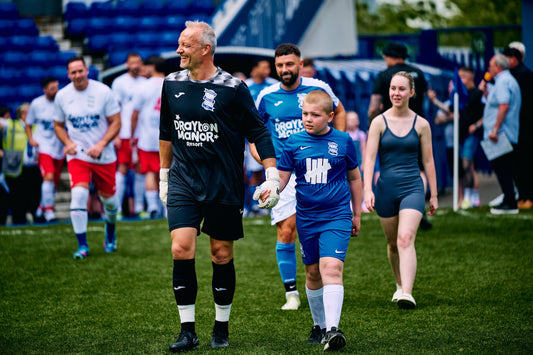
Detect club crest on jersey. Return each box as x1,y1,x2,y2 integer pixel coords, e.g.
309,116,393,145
297,93,307,109
202,89,217,111
328,142,338,156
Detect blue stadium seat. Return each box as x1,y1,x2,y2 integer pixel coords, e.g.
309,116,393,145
4,51,28,68
189,0,215,16
89,1,115,18
66,18,88,36
64,2,87,21
108,50,131,67
165,1,190,16
116,0,140,16
0,67,23,85
86,17,115,36
114,16,137,33
27,67,48,84
140,0,166,16
137,32,160,48
17,84,43,101
49,65,69,85
139,16,161,32
56,51,78,66
0,1,19,19
160,31,178,48
161,15,186,32
36,35,59,52
0,19,16,37
28,50,56,67
87,34,109,52
88,65,99,80
15,18,39,37
0,86,16,103
9,36,38,52
107,32,131,52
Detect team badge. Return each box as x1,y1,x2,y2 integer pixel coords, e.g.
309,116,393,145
202,89,217,111
297,93,307,108
328,142,338,156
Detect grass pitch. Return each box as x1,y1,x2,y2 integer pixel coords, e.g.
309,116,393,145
1,207,532,354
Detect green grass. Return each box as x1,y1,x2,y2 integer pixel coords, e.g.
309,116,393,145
1,207,532,354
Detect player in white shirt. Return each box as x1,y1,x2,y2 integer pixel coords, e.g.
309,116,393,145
54,56,121,259
131,56,165,219
25,77,64,222
111,53,147,218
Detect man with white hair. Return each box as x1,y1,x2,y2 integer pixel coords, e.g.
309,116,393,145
479,54,522,214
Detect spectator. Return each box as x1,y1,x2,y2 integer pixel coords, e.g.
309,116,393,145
54,56,121,259
25,77,64,222
503,46,533,209
479,54,522,215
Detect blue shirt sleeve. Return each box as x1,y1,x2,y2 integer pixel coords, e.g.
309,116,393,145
345,134,359,170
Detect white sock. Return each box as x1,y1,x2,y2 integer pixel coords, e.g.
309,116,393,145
215,303,232,322
70,186,89,234
178,304,195,323
146,190,159,213
306,286,325,329
134,173,145,214
41,180,55,209
464,187,472,201
99,194,118,224
323,284,344,331
115,172,126,213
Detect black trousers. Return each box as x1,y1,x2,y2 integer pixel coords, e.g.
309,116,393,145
490,145,518,206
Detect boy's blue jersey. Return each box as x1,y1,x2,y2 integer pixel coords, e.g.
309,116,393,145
256,77,340,159
278,128,358,223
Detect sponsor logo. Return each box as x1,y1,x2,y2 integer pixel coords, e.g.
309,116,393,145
305,158,331,184
335,249,345,254
68,114,100,132
274,118,304,139
173,114,219,147
299,146,311,150
174,92,185,99
173,286,186,290
214,287,227,292
274,101,283,106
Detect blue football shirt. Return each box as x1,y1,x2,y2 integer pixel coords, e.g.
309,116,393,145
256,77,340,159
278,128,358,225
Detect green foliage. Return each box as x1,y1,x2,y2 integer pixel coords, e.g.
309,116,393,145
1,208,532,353
356,0,521,35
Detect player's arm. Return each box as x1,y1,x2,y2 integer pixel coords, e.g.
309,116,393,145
367,94,383,122
347,166,362,236
332,101,346,132
86,112,121,159
131,109,139,145
54,121,77,156
419,119,438,216
24,123,38,147
362,117,383,212
279,169,292,192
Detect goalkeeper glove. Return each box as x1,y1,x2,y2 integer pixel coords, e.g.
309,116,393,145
159,168,169,206
252,167,280,209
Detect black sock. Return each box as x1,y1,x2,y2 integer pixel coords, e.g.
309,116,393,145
173,259,197,306
213,320,229,336
212,259,235,306
181,321,195,334
284,281,297,293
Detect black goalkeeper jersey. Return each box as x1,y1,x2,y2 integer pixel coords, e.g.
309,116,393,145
160,68,275,206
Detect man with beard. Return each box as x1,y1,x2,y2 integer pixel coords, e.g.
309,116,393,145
251,43,346,320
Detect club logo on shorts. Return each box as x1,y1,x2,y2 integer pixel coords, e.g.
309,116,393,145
202,89,217,111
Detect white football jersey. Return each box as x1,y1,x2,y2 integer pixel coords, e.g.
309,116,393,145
132,76,164,152
111,72,147,139
54,79,120,164
26,95,65,160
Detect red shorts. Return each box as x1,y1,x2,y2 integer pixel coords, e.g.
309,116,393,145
138,149,160,174
116,138,133,166
67,159,117,195
39,153,64,185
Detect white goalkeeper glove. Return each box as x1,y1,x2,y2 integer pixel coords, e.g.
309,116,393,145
252,167,280,209
159,168,169,207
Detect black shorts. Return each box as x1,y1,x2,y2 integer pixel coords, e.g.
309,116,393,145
167,201,244,241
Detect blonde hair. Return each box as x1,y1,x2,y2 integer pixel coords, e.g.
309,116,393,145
16,103,30,119
391,71,416,97
303,90,333,114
